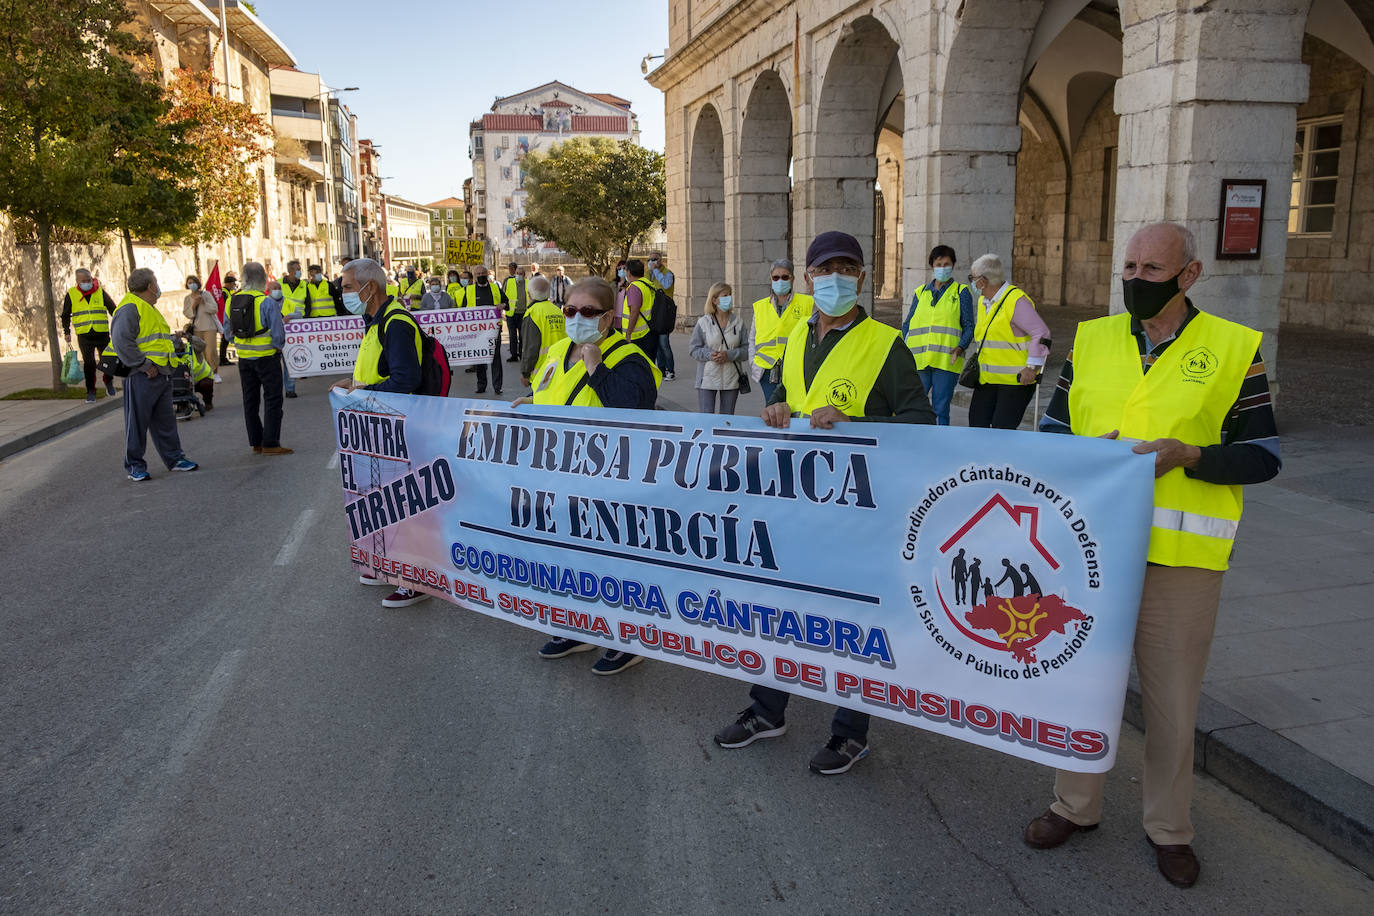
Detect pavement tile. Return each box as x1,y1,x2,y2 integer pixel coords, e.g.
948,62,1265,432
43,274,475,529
1204,671,1368,730
1206,627,1365,681
1225,583,1374,629
1277,716,1374,784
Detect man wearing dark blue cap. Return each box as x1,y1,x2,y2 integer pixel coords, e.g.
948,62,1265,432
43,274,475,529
713,229,934,774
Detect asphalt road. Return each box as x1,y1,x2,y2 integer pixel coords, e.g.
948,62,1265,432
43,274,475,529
1,369,1370,915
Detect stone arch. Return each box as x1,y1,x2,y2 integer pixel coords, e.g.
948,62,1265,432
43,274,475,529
737,70,792,306
686,103,725,317
805,15,902,310
1014,92,1069,307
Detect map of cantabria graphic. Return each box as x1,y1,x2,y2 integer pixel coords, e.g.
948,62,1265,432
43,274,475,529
964,593,1088,664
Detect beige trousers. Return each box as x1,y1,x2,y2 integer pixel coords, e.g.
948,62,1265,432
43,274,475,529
196,329,218,373
1051,564,1225,845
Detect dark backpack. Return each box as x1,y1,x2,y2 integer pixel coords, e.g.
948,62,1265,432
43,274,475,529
648,287,677,335
378,310,452,397
229,292,262,338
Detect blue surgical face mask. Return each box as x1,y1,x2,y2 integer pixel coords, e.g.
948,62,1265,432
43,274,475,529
564,313,604,345
932,266,953,283
717,296,732,311
459,279,469,287
771,278,791,296
811,272,859,317
188,282,199,291
342,291,366,315
616,268,626,280
78,281,93,292
269,289,284,301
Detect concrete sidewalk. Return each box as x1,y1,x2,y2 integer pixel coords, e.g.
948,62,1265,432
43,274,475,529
0,354,122,461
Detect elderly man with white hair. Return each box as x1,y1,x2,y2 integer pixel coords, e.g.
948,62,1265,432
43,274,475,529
1027,222,1281,888
332,257,430,610
227,261,291,455
965,253,1051,429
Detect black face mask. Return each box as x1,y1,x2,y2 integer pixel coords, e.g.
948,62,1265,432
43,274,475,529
476,276,489,286
1122,269,1183,321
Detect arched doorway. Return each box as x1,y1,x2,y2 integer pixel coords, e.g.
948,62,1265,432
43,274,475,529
686,104,725,318
737,70,792,306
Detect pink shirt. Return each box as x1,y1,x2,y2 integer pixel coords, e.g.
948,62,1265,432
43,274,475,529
985,283,1050,366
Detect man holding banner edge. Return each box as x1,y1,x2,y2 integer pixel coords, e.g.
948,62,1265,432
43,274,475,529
715,230,935,774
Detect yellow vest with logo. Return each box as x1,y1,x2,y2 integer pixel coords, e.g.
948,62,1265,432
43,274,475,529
525,299,568,373
751,293,814,371
780,315,899,417
532,330,661,407
102,294,175,367
279,277,308,319
68,286,113,335
307,279,335,317
619,278,655,340
1069,311,1261,571
396,278,426,309
229,290,276,360
456,282,504,310
907,282,968,373
974,286,1032,385
353,300,423,386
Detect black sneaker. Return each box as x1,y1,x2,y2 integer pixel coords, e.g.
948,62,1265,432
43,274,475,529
808,735,869,775
714,708,787,748
591,650,643,676
538,637,595,659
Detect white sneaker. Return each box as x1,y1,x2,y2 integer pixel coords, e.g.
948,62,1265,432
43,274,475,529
212,373,223,382
359,573,391,586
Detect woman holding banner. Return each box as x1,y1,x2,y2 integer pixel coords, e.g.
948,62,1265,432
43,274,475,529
515,276,661,675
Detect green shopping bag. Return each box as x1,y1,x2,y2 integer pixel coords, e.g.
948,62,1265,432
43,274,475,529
61,349,84,386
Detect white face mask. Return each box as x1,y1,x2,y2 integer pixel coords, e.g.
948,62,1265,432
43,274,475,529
564,313,605,345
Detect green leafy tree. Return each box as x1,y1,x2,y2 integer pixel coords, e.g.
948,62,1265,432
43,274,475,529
515,138,665,278
0,0,166,388
166,68,273,274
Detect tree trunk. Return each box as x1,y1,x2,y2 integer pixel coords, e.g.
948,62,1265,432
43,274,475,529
37,221,64,391
193,241,202,276
122,227,136,277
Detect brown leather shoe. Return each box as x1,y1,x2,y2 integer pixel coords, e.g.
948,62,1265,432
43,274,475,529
252,446,263,454
1148,837,1200,887
1023,809,1099,849
261,446,294,456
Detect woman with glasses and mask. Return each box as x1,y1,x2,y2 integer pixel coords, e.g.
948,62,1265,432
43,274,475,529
689,282,748,415
749,258,813,403
964,253,1051,430
515,276,661,676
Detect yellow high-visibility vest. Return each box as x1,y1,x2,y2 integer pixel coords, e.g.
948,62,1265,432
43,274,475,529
525,299,567,373
973,285,1032,385
906,282,968,373
532,330,661,407
1068,310,1261,571
227,291,276,360
353,301,422,386
101,294,175,367
446,281,465,301
307,279,335,317
751,293,814,371
780,315,899,417
397,278,426,309
455,282,504,310
67,286,113,335
279,277,308,319
618,278,655,340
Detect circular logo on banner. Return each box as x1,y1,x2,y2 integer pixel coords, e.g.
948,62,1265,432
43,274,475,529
827,378,859,411
1181,346,1217,381
900,466,1099,681
288,344,312,371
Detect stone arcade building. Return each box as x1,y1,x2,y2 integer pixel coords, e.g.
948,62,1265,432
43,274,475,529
646,0,1374,377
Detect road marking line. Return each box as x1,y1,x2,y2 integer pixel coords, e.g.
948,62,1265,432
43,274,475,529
274,508,317,566
327,453,339,470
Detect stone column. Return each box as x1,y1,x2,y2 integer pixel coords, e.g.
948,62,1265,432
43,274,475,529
1114,0,1309,371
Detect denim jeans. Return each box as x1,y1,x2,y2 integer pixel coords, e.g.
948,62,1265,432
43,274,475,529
656,332,675,374
280,352,296,394
917,366,958,426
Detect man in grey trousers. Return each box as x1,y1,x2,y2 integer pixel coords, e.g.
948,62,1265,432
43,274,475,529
110,267,199,481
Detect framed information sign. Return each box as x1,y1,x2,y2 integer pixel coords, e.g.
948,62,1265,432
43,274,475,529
1216,179,1265,260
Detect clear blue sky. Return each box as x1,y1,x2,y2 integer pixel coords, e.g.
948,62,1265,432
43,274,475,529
259,0,670,205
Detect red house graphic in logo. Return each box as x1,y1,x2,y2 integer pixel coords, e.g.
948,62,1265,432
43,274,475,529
936,494,1086,664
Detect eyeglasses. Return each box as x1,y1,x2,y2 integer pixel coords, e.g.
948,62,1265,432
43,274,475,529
771,274,791,281
562,305,608,318
809,264,862,277
968,274,983,283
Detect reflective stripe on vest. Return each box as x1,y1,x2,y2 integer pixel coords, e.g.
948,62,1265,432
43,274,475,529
231,291,276,359
906,282,967,373
751,293,814,370
619,279,655,340
353,301,422,385
68,287,112,334
780,316,900,417
307,280,335,316
1068,310,1261,571
532,330,661,407
279,278,308,319
526,300,568,372
103,294,175,367
974,286,1031,385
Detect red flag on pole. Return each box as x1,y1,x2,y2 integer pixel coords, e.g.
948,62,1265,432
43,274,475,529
205,261,226,332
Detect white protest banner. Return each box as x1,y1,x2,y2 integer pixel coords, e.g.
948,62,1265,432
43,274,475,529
284,307,501,378
329,392,1154,772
